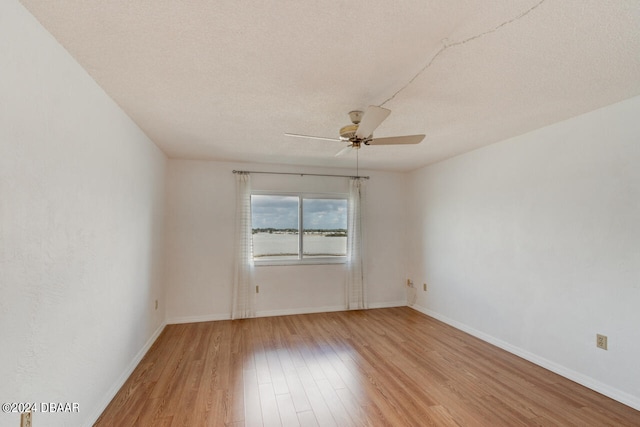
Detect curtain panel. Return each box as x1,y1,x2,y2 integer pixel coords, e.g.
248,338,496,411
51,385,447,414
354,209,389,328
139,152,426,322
346,177,367,309
232,172,255,319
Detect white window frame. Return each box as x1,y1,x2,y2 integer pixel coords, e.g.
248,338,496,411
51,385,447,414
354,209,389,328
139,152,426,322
251,191,348,266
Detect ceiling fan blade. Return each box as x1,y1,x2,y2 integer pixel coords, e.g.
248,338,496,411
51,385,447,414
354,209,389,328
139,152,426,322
355,105,391,139
334,145,354,157
368,134,425,145
284,133,340,142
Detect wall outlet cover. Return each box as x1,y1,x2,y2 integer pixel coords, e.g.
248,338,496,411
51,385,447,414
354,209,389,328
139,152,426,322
596,334,608,350
21,412,32,427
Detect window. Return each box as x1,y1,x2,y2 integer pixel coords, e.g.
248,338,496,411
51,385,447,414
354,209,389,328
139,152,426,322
251,193,347,264
251,195,299,261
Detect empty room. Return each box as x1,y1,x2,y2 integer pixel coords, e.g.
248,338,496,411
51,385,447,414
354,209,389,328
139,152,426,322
1,0,639,426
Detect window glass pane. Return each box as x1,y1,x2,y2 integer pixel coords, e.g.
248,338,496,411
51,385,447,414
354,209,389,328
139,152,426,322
302,198,347,257
251,195,299,260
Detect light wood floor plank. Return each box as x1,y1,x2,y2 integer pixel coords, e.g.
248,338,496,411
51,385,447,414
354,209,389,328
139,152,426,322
96,307,640,426
296,410,319,427
275,393,300,427
258,383,282,427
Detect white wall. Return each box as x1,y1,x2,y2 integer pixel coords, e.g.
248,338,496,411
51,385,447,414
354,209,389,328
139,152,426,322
0,2,167,426
164,160,409,323
407,96,640,409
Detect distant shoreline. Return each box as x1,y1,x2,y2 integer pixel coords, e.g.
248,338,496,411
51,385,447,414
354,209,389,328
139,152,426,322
252,232,347,257
252,229,346,237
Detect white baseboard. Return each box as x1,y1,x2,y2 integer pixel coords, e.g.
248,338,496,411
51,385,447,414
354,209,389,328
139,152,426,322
167,313,231,324
257,305,346,318
368,300,406,309
410,304,640,411
86,321,167,427
257,300,407,317
168,301,407,323
168,308,345,323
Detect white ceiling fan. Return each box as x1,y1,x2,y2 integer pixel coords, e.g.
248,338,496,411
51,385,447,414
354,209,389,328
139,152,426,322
285,106,425,156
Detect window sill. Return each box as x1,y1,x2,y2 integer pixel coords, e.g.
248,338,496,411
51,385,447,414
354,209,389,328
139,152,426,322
254,257,347,267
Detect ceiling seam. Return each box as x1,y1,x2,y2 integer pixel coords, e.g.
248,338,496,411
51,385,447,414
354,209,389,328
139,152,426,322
379,0,548,108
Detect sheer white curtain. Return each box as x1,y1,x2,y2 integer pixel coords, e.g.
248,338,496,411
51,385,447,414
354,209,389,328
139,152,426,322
232,172,255,319
346,177,367,310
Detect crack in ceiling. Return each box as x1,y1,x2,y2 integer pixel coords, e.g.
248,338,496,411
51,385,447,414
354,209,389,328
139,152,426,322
380,0,548,108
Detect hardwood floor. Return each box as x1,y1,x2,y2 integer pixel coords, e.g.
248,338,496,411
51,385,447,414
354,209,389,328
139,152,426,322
95,307,640,426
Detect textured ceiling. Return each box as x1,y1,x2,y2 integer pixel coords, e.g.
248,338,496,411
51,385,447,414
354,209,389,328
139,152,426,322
19,0,640,171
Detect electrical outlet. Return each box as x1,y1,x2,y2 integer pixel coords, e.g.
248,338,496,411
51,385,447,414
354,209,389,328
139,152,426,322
21,411,32,427
596,334,608,350
423,283,427,292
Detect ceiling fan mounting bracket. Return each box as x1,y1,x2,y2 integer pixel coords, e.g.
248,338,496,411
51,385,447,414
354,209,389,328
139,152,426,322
348,110,363,124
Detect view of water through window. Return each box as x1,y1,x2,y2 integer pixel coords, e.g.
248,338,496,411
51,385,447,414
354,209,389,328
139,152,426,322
251,195,347,259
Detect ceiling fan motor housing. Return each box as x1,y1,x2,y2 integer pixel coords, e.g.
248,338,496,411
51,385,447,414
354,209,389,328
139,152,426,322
340,110,366,141
339,124,358,140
